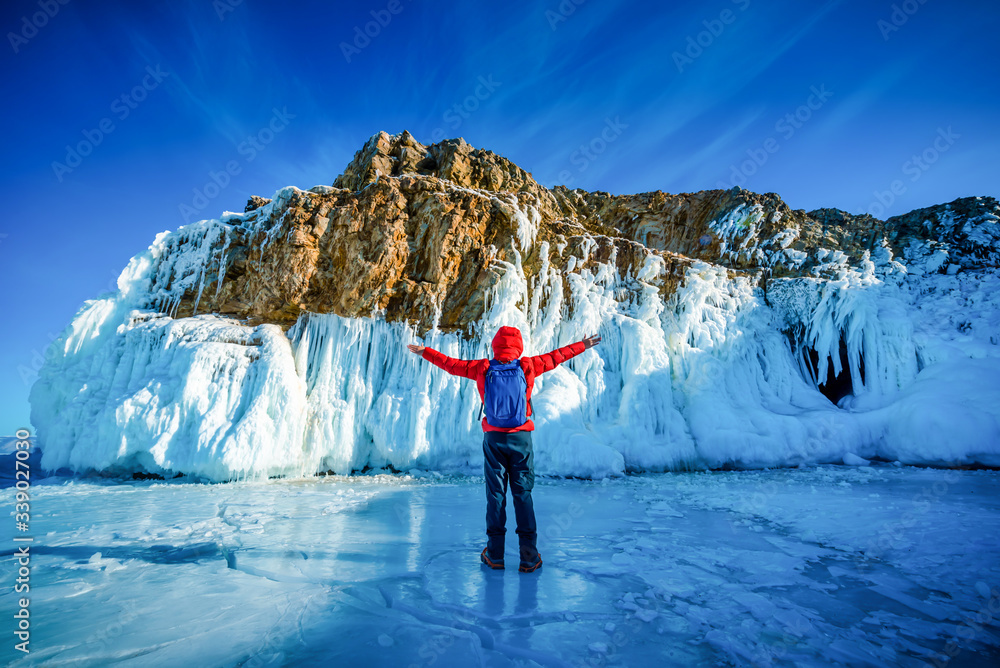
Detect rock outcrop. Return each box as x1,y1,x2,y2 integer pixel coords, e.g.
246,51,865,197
29,130,1000,480
168,130,997,335
244,195,271,213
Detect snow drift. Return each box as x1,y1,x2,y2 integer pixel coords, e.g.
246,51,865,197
28,138,1000,480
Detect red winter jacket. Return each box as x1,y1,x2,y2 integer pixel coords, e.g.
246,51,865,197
421,326,587,432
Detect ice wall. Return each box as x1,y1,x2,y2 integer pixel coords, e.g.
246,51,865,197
29,190,1000,480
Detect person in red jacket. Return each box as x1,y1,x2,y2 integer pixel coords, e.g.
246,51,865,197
408,326,601,572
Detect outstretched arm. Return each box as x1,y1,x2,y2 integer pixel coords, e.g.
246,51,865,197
528,334,601,375
408,343,482,380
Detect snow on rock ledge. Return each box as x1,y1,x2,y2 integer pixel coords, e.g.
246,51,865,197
28,135,1000,480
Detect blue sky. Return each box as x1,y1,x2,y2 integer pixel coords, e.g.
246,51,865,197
1,0,998,434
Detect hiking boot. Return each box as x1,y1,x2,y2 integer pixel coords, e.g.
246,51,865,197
518,554,542,573
481,548,504,570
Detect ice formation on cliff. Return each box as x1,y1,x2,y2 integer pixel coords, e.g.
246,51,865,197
29,187,1000,480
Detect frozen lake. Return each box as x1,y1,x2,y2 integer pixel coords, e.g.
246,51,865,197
3,465,1000,666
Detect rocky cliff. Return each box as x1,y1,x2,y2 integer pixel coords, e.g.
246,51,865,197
173,131,996,336
28,131,1000,480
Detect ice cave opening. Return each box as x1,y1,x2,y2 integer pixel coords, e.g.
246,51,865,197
800,337,866,406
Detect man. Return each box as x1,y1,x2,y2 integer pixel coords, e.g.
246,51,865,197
407,327,601,572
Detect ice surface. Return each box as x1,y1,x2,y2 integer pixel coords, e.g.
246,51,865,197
28,192,1000,480
2,466,998,666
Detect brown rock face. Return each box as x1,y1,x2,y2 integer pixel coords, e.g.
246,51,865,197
244,195,272,213
182,174,548,332
169,131,997,334
884,196,1000,268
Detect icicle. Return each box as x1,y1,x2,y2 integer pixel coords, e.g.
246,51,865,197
29,187,1000,479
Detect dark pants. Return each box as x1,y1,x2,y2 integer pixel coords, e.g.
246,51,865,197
483,430,538,564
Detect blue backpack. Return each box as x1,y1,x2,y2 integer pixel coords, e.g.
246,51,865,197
483,359,528,428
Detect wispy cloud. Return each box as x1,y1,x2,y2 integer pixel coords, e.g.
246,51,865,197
649,108,768,189
816,57,918,140
515,0,845,192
